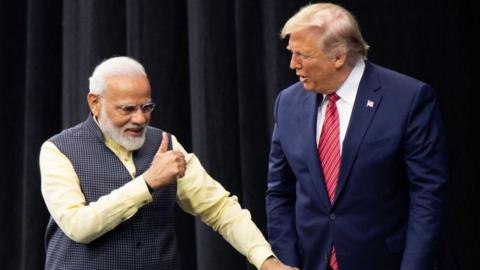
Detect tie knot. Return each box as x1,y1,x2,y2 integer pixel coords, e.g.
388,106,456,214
328,93,340,103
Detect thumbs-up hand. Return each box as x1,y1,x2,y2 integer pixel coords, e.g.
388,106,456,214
143,132,186,190
158,131,170,153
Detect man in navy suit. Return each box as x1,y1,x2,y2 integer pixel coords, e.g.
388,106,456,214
266,3,450,270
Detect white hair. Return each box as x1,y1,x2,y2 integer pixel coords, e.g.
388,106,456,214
89,56,147,95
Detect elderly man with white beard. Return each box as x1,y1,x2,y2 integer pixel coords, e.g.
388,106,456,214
40,56,297,270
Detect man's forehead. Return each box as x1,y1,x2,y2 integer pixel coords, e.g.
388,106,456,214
103,75,151,99
287,37,311,51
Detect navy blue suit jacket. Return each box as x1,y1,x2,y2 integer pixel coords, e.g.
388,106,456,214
266,62,449,270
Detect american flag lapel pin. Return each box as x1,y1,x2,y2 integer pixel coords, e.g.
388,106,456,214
366,100,374,108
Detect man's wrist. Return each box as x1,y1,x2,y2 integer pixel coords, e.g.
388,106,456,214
144,178,154,193
260,256,277,270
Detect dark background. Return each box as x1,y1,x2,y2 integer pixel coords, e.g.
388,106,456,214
0,0,478,269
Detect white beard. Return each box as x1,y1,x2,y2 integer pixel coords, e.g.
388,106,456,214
98,105,146,151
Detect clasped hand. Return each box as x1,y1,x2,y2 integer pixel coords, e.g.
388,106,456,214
261,257,299,270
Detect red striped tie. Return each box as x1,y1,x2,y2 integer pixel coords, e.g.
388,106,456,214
318,93,340,270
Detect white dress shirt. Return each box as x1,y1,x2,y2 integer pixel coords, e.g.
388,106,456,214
316,60,366,153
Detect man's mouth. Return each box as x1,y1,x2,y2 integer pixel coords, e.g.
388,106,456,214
124,127,145,137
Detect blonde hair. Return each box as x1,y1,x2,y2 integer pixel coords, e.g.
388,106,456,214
281,3,369,65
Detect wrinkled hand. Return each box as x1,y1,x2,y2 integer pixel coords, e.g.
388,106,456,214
143,132,186,190
260,257,299,270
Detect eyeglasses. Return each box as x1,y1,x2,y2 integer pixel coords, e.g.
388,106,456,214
98,95,156,115
118,102,156,115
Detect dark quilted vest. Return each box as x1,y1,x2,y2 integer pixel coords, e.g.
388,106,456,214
44,115,179,270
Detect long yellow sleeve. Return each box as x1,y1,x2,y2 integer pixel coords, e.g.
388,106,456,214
172,137,274,269
40,135,274,269
39,141,152,244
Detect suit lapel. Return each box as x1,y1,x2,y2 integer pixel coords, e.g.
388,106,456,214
300,92,332,211
333,62,382,205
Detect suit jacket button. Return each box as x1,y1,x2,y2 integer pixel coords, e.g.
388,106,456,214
329,213,336,220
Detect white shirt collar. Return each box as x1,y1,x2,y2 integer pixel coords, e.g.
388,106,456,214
325,60,366,104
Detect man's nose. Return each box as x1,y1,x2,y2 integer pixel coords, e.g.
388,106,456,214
130,109,148,125
290,54,301,70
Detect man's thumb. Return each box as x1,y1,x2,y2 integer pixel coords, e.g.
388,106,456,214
159,132,169,153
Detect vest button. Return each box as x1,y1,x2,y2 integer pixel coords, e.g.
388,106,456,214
329,213,336,220
136,242,142,249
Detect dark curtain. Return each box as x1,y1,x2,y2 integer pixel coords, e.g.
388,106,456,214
0,0,477,269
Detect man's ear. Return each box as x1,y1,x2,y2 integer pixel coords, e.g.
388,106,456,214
87,93,101,118
334,52,347,69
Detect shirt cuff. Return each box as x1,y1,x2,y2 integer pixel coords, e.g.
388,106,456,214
124,176,153,207
250,246,275,270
